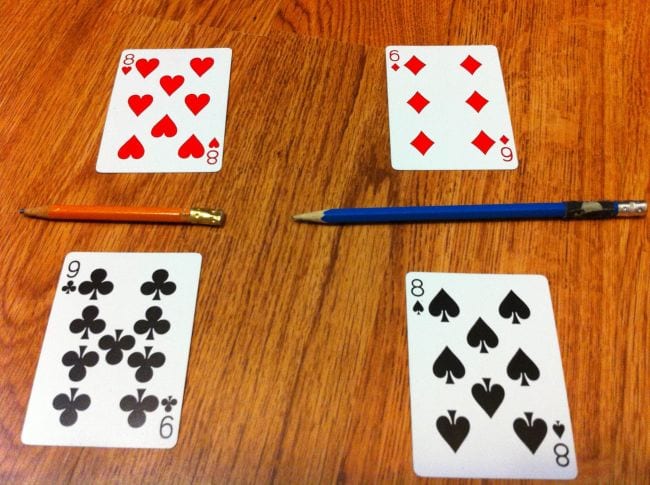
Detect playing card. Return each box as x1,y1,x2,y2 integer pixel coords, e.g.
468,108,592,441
405,273,577,479
386,46,518,170
96,48,231,173
22,252,202,448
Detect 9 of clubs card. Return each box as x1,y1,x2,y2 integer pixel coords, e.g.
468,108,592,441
386,45,518,170
96,48,231,173
405,273,577,479
22,252,202,448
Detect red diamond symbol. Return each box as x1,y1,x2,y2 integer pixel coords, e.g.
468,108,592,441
471,130,495,154
465,91,488,112
407,91,430,113
404,55,426,75
500,135,509,144
391,63,400,71
460,55,482,74
411,131,434,155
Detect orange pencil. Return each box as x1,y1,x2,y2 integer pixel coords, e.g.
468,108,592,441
19,205,224,226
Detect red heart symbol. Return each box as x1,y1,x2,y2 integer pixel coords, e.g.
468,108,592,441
151,115,177,138
160,75,184,96
135,58,159,78
122,66,132,74
127,94,153,116
208,138,219,148
117,135,145,159
190,57,214,77
178,134,204,159
185,93,210,115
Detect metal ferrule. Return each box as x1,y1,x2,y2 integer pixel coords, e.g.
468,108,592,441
617,200,647,217
187,208,225,226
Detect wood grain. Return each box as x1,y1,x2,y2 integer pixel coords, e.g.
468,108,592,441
0,0,648,483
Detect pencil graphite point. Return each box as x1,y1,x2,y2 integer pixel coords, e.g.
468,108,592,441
293,210,325,223
20,206,49,218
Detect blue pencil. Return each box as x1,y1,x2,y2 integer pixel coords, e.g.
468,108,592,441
293,200,647,224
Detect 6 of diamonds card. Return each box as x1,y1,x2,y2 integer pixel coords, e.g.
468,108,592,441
22,252,201,448
96,48,231,173
386,45,518,170
405,273,577,479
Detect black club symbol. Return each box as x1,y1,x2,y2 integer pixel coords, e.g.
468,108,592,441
134,306,170,340
141,269,177,300
120,389,159,428
52,388,91,426
79,268,114,300
128,346,166,382
69,305,106,339
161,396,178,412
62,346,99,381
99,329,136,365
61,280,76,294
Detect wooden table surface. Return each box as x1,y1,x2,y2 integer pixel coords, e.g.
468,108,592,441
1,0,648,483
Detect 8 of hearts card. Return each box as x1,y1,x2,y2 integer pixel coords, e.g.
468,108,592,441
96,48,231,173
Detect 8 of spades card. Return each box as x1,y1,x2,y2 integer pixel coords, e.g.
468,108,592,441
405,273,577,479
96,48,231,173
22,252,202,448
386,45,518,170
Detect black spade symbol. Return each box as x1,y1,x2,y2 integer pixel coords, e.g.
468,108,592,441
507,348,540,386
412,300,424,314
471,378,505,418
513,412,547,454
433,346,465,384
436,410,470,452
428,289,460,322
499,290,531,324
466,317,499,353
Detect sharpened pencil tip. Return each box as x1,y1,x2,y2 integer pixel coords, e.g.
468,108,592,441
19,208,24,214
293,210,326,223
